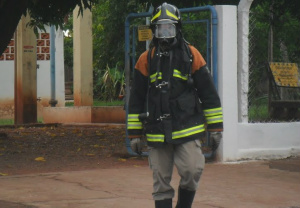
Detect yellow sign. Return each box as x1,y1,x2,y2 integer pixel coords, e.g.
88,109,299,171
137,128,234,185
138,25,152,41
269,62,299,87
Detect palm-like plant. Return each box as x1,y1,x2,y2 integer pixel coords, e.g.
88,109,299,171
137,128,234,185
98,64,125,102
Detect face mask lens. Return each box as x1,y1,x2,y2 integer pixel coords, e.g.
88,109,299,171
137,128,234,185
155,24,176,38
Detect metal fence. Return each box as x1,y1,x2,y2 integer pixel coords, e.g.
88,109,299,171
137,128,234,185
248,9,300,123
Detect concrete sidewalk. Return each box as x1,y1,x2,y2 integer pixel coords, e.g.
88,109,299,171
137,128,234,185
0,159,300,208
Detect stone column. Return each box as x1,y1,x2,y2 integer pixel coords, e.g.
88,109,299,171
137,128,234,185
14,12,37,124
73,7,93,106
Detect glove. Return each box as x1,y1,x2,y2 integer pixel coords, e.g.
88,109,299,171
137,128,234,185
130,138,142,155
210,132,222,152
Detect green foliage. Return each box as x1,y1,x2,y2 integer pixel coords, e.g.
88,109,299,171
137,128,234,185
248,96,270,122
63,14,74,68
249,4,300,87
65,100,124,106
181,11,211,60
250,0,300,64
94,63,125,102
248,103,269,122
0,119,14,125
92,0,138,71
0,118,44,125
136,0,239,8
248,1,300,122
27,0,96,32
92,0,145,99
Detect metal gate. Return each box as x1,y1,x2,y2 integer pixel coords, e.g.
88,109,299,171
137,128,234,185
124,6,218,158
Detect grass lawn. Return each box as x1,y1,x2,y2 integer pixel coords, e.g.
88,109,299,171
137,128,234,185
65,100,124,107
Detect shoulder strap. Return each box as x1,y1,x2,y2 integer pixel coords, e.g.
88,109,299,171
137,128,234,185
147,46,153,75
182,42,194,87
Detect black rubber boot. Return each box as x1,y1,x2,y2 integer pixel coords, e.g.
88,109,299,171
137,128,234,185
175,187,196,208
155,198,172,208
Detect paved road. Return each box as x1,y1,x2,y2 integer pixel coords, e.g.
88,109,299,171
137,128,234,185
0,159,300,208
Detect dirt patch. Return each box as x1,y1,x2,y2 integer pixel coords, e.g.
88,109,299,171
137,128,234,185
1,123,298,177
0,124,148,176
269,156,300,172
0,200,36,208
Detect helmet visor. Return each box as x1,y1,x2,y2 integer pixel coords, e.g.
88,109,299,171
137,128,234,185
154,23,176,39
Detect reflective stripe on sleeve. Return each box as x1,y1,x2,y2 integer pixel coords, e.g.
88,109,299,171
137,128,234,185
128,114,140,122
127,121,143,130
206,115,223,124
203,107,223,117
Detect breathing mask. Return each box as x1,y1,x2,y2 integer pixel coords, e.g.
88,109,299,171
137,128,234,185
154,22,177,51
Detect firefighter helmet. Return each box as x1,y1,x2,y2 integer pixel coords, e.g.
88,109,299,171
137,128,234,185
150,2,182,38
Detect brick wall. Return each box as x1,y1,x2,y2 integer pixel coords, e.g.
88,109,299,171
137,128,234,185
0,33,51,61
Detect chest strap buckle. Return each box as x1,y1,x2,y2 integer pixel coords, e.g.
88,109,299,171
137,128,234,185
156,81,169,89
157,114,171,121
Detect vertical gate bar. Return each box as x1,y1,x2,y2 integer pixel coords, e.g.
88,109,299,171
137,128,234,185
132,26,136,75
49,25,57,107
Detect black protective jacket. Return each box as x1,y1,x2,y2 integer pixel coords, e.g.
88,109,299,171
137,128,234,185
127,41,223,147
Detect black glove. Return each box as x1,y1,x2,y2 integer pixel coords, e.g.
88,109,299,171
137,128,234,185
210,132,222,152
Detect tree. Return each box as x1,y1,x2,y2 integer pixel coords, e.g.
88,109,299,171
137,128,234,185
136,0,239,8
0,0,95,54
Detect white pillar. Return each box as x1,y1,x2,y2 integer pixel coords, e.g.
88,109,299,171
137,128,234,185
73,7,93,106
54,29,66,106
215,5,238,161
15,12,37,124
237,0,253,123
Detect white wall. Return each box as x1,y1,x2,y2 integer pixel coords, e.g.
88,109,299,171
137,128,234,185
37,28,65,106
0,26,65,119
237,123,300,159
216,5,300,161
0,62,14,99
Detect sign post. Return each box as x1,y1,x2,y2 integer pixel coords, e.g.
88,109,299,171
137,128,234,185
138,25,152,42
269,62,299,87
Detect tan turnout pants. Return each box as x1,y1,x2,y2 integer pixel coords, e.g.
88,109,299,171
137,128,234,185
148,139,205,200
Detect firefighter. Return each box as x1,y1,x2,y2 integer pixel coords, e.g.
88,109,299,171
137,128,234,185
127,2,223,208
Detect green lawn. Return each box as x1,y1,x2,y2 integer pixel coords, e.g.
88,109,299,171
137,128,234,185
248,96,270,122
0,119,14,125
65,100,124,107
0,118,44,125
